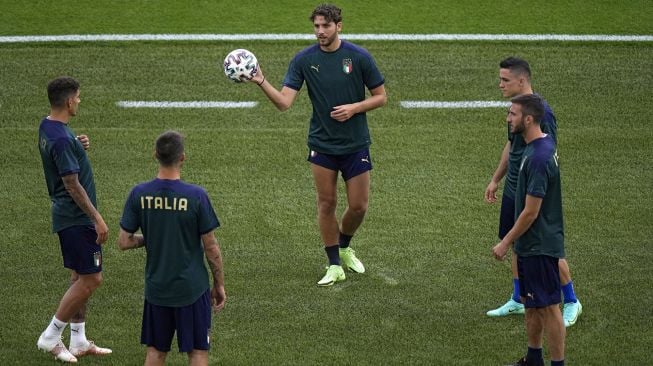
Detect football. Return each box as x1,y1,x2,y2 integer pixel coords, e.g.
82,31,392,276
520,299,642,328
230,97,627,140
223,49,259,83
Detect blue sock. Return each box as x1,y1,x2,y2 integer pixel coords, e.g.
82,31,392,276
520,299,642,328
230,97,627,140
526,347,543,365
512,278,522,303
325,245,340,265
551,360,565,366
561,281,578,303
339,232,353,248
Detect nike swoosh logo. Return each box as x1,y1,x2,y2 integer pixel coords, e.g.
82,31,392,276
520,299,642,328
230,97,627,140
53,324,62,330
71,328,79,333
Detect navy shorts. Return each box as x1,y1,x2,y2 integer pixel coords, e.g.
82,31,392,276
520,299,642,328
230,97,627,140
517,255,561,308
141,290,212,353
498,194,515,239
307,148,372,181
57,225,102,274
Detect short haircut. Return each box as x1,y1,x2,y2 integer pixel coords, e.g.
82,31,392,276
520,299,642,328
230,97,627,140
310,3,342,24
511,94,545,124
47,77,79,108
500,57,531,81
155,130,185,167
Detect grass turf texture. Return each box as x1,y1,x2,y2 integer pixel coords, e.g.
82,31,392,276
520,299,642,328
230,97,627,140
0,2,652,365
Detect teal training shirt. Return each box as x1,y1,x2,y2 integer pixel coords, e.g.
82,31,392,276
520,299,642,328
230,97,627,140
514,135,565,258
120,178,220,307
283,40,385,155
505,95,557,199
38,118,96,232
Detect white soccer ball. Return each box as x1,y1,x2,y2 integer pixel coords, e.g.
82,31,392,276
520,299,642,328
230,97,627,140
223,49,259,83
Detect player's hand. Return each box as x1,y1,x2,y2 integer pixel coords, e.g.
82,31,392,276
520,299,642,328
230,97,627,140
492,241,509,261
211,285,226,312
330,103,357,122
485,180,499,203
77,135,90,150
95,216,109,245
249,66,265,85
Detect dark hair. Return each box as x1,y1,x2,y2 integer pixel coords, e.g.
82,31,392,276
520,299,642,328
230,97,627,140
155,131,185,167
499,57,531,81
47,77,79,108
310,3,342,23
511,94,544,124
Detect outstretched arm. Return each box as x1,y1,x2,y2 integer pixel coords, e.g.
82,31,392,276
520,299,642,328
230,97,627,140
250,67,298,111
202,231,226,312
330,84,387,122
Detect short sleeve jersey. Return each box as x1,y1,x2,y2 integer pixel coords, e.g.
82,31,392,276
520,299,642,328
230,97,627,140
505,95,557,199
283,40,385,155
38,118,96,233
120,178,220,307
513,135,565,258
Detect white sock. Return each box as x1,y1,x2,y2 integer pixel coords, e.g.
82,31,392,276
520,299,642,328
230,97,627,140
43,316,67,339
70,322,88,347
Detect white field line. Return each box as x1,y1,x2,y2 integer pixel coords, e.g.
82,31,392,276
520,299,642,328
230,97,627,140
116,101,257,108
1,33,652,43
401,101,511,109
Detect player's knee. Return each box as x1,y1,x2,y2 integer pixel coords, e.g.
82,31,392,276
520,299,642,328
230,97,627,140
79,273,103,292
349,201,368,217
317,197,337,215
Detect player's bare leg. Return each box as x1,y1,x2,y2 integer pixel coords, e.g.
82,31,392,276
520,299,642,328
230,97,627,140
188,349,209,366
311,163,339,245
145,347,167,366
340,171,369,236
544,304,566,362
338,172,369,273
312,164,345,285
55,272,102,322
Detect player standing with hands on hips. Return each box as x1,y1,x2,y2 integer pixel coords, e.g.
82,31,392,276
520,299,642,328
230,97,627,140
37,76,112,363
493,94,566,366
249,3,387,286
118,131,226,366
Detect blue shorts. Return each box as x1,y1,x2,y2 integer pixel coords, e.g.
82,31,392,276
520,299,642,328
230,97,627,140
307,148,372,181
498,194,515,239
57,225,102,274
141,290,212,353
517,255,561,308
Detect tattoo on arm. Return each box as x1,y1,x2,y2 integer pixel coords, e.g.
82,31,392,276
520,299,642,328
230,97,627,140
62,174,99,221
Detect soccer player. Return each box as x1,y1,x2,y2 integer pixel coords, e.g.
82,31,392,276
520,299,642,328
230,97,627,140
493,94,567,366
249,3,387,286
118,131,226,366
37,76,112,363
485,57,582,327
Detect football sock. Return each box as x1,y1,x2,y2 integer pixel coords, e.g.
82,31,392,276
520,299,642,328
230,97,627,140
561,281,578,303
526,347,544,365
551,360,565,366
70,322,88,347
325,245,341,265
512,278,522,303
338,232,353,249
44,316,67,339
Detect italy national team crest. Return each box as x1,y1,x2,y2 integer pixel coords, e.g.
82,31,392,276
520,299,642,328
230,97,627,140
93,251,102,267
342,58,353,74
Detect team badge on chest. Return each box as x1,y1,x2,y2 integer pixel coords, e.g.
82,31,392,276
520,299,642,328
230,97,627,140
342,58,353,74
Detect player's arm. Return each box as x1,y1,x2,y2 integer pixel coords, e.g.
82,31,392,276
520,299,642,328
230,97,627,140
485,141,511,203
62,173,109,244
202,230,226,312
492,194,543,260
117,228,144,250
330,84,388,122
250,68,298,111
